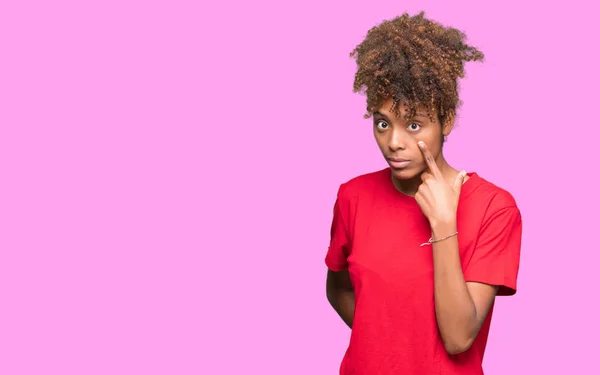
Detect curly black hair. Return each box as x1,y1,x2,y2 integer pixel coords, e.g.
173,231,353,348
350,11,484,125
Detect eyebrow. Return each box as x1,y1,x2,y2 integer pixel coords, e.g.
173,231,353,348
373,111,390,119
373,111,429,119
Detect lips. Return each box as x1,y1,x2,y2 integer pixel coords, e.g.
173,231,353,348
387,157,411,169
388,157,410,163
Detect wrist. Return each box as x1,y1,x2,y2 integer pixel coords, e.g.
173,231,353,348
430,221,457,240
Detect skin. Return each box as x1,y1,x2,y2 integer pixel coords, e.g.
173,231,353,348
373,98,461,196
325,268,354,329
326,98,499,355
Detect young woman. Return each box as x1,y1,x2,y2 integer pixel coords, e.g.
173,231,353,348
324,12,522,375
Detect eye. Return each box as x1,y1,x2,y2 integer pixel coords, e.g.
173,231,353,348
375,120,389,130
407,122,421,132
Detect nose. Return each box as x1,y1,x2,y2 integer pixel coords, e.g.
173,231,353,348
388,128,409,151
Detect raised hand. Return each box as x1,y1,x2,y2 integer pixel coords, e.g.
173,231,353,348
414,141,466,227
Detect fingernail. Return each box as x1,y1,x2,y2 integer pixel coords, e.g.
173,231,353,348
418,141,424,148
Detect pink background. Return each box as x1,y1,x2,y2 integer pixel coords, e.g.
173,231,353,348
1,0,599,374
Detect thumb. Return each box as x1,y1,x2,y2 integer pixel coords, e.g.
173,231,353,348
453,170,467,192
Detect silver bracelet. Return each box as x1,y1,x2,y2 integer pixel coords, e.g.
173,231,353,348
420,231,458,247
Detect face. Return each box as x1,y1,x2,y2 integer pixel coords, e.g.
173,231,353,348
373,98,453,180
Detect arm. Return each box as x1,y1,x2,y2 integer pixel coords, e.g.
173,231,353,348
414,141,509,355
430,222,498,355
326,269,355,329
325,183,355,328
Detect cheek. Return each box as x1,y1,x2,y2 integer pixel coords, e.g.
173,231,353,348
373,132,386,151
412,135,441,163
415,131,441,151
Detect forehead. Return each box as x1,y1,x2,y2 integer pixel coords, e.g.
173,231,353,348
374,98,433,119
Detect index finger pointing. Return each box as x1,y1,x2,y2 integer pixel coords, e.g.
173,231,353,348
418,141,442,178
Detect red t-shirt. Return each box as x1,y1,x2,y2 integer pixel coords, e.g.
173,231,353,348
325,168,522,375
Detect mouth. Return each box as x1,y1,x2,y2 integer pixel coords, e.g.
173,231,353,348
387,157,411,169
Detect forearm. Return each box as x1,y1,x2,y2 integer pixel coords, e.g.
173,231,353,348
431,221,477,354
327,288,355,329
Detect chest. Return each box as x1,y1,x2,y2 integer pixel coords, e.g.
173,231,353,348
346,200,480,291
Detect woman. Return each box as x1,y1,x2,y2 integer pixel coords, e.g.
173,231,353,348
324,12,522,374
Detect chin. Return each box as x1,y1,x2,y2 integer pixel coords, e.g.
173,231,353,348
390,167,420,180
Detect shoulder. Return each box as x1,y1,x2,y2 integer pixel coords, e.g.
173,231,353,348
467,173,522,227
468,173,519,211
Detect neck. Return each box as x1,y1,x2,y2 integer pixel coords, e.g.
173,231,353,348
392,155,456,196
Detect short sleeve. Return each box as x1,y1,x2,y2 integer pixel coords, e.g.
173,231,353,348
324,184,352,272
463,205,522,296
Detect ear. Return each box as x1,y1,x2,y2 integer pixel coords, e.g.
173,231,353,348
441,110,455,137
